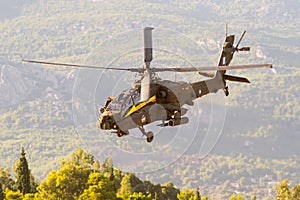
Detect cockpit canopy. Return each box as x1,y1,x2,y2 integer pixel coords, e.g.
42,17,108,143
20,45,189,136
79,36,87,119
106,87,141,116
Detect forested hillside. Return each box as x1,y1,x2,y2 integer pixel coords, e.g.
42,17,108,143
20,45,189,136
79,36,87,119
0,0,299,199
1,148,299,199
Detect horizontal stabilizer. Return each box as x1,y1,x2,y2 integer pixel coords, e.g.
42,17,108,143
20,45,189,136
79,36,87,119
224,75,250,83
238,47,250,51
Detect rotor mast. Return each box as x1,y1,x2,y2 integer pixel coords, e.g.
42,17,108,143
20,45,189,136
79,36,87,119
140,27,154,102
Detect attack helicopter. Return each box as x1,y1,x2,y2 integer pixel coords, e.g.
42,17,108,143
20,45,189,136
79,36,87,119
22,27,273,143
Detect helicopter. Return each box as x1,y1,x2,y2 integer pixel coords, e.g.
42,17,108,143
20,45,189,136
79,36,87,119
22,27,273,143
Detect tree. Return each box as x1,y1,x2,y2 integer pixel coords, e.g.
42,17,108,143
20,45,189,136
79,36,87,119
0,183,4,200
143,182,164,200
193,187,201,200
118,173,146,198
277,180,291,200
4,189,23,200
23,193,36,200
14,147,31,195
162,182,180,200
126,192,151,200
177,188,194,200
0,168,14,191
291,183,300,200
78,173,117,200
102,157,114,181
114,169,124,192
38,163,90,200
202,196,210,200
230,194,237,200
229,194,243,200
29,173,38,193
129,174,145,194
177,187,207,200
61,148,95,169
93,160,101,172
118,173,133,199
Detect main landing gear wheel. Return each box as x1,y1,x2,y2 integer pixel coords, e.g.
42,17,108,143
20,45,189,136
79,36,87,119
138,126,154,143
146,131,154,143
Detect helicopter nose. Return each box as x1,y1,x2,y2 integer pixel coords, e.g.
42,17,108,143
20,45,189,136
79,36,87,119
98,115,114,130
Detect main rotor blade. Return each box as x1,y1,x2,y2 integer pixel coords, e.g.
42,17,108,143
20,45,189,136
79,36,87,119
150,64,273,72
143,27,154,67
23,59,273,73
22,59,143,72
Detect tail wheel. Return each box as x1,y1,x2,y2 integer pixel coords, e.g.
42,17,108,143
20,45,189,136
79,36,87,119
146,131,154,143
117,132,123,137
117,130,129,137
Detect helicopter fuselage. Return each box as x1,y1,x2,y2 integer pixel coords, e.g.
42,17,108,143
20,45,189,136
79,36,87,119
97,74,225,136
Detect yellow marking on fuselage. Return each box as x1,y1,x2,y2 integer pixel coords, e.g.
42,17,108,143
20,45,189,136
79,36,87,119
124,95,156,118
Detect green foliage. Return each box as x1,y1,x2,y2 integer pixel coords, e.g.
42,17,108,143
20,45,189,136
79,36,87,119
275,181,300,200
193,188,201,200
29,174,38,194
126,192,151,200
177,187,202,200
118,173,148,197
4,147,300,200
4,189,23,200
0,183,4,200
277,180,291,200
114,169,125,193
201,196,209,200
229,194,243,200
162,182,180,200
38,163,90,200
61,148,95,169
79,173,116,200
23,193,36,200
291,184,300,200
102,157,113,173
142,181,163,200
102,157,114,181
177,188,194,200
14,147,31,195
0,168,15,191
118,173,134,198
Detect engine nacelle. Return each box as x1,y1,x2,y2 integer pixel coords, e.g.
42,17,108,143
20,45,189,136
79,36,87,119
168,117,189,126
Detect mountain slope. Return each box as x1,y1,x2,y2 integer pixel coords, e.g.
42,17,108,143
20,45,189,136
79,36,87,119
0,1,299,199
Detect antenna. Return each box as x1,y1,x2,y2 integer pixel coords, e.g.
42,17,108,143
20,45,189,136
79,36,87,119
225,23,228,36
